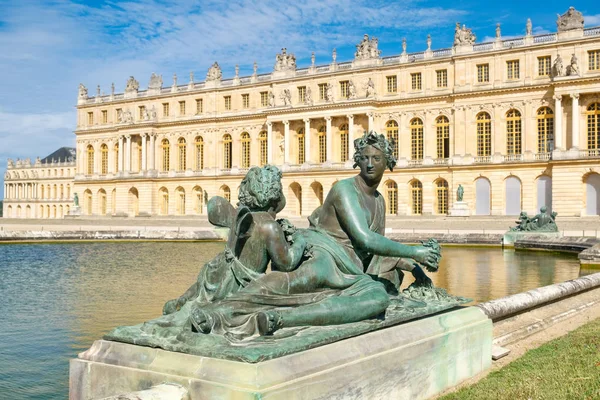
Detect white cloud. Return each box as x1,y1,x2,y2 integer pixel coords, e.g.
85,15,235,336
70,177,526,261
585,14,600,26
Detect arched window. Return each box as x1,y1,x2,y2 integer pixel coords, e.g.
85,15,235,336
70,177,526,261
476,112,492,156
195,136,204,170
111,189,117,214
128,188,139,216
178,137,186,171
259,131,268,166
159,187,169,215
318,126,326,163
506,109,522,155
311,182,323,205
410,118,423,160
386,181,398,215
241,132,251,168
386,120,399,159
41,185,45,200
297,128,305,164
86,145,94,175
221,185,231,203
176,187,185,215
436,116,450,159
98,189,107,215
223,134,232,169
436,179,449,214
410,180,423,215
193,186,203,214
339,124,348,162
161,139,170,172
114,143,119,172
537,107,554,153
587,103,600,151
100,144,108,174
66,185,70,200
60,184,64,199
84,190,92,215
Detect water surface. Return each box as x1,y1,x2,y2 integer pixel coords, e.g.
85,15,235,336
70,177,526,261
0,243,586,399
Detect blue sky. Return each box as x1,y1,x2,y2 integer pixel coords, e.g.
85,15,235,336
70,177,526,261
0,0,598,199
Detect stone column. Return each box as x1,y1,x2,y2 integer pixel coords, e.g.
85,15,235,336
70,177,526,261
347,114,355,161
325,116,332,162
141,133,147,171
267,122,273,164
125,135,132,172
118,136,124,172
283,120,290,164
571,93,580,149
368,112,374,132
108,140,115,173
554,95,563,150
304,118,311,164
149,133,156,170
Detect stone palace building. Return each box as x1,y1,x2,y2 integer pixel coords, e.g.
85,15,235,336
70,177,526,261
3,7,600,219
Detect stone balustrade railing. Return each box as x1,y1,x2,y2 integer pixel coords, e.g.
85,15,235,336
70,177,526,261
81,27,600,105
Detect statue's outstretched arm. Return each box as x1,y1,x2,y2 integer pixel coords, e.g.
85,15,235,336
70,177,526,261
334,188,438,270
261,221,307,272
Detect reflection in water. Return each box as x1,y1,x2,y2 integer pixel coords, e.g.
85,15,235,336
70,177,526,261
0,243,584,399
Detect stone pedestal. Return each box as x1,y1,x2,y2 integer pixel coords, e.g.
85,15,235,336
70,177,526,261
502,231,562,247
70,307,492,400
66,206,82,217
449,201,471,217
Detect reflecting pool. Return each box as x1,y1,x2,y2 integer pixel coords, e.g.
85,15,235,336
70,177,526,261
0,242,589,399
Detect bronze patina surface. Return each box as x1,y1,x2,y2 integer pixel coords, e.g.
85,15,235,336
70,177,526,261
106,132,469,361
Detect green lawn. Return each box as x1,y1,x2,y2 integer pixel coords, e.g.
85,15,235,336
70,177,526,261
441,317,600,400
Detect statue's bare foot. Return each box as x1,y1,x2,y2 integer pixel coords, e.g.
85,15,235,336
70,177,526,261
257,310,283,336
190,308,213,334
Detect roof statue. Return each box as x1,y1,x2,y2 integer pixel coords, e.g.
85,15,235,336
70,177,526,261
454,23,476,46
557,7,584,32
567,53,580,76
526,18,533,36
148,73,163,90
355,34,381,60
78,84,88,99
274,48,296,72
124,76,139,94
206,62,222,82
553,54,565,77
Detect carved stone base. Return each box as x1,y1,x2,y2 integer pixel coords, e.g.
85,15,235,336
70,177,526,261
449,201,471,217
70,307,491,400
503,231,562,247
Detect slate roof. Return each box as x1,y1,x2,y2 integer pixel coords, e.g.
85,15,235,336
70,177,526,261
40,147,76,163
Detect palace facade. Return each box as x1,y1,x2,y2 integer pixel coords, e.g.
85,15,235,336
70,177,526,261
3,8,600,219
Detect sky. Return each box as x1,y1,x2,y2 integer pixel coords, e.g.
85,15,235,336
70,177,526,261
0,0,598,199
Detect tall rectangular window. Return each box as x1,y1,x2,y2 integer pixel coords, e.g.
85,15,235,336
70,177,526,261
260,91,269,107
298,86,306,103
101,110,108,124
318,83,327,100
195,98,203,114
162,103,169,117
436,70,448,88
477,64,490,83
138,105,146,120
411,73,422,90
87,112,94,125
179,101,186,115
507,60,520,80
538,56,551,77
386,76,397,93
339,81,349,99
589,50,600,71
224,96,232,110
115,108,122,121
242,93,250,108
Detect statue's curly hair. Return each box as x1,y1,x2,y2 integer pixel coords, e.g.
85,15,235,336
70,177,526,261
352,131,397,171
237,165,283,211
